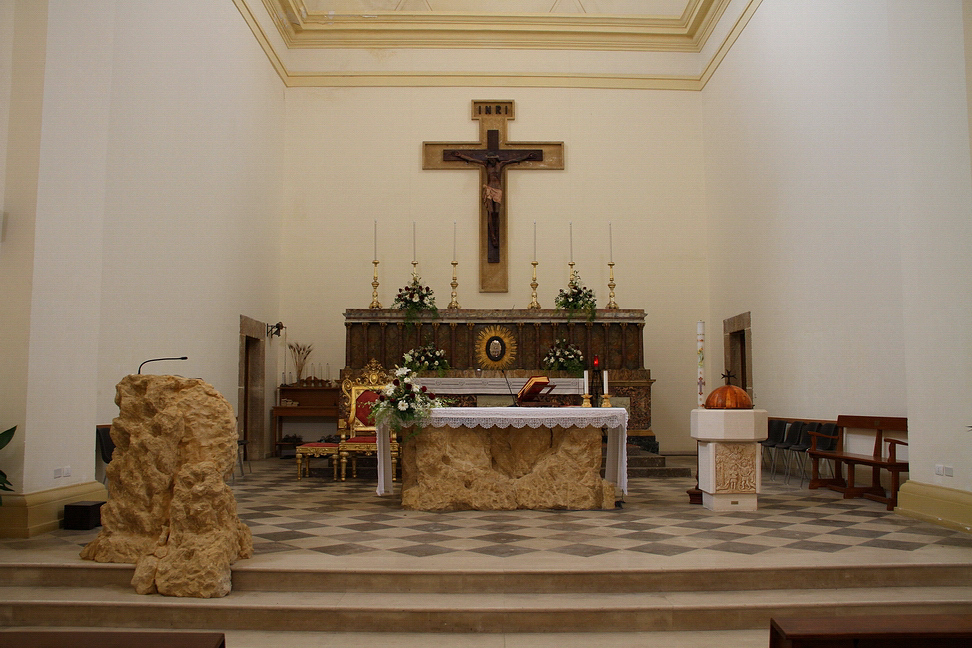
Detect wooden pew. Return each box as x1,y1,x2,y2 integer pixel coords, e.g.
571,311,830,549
770,614,972,647
807,415,908,511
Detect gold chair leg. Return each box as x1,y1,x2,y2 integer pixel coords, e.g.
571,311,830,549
340,452,348,481
296,453,303,480
391,453,398,483
352,455,358,479
332,454,338,480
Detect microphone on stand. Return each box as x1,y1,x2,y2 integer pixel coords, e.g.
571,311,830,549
502,369,519,407
138,356,188,374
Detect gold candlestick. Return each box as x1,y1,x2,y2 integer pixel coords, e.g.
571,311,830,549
606,261,619,309
370,260,382,309
448,260,460,309
568,260,576,283
411,260,418,278
582,393,592,407
600,394,612,408
528,261,541,309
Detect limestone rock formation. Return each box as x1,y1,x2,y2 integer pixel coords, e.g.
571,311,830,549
400,425,615,511
81,374,252,598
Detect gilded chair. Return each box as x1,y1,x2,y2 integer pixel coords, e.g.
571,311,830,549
338,359,395,481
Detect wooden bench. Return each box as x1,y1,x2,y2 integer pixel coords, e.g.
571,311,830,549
807,415,908,511
0,630,225,648
770,613,972,647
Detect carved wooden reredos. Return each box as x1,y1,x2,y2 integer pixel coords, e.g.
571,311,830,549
341,309,655,435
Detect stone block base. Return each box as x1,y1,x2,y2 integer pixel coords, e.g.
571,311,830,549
702,492,758,512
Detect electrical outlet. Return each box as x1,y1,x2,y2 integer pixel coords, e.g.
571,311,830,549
944,465,954,477
935,464,944,476
53,467,62,478
63,466,71,477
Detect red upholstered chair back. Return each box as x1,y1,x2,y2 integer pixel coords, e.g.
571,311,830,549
353,389,381,432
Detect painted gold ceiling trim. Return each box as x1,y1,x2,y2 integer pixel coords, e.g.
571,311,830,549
267,0,728,51
283,71,702,90
232,0,763,91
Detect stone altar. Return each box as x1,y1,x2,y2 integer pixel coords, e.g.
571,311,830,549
379,407,627,511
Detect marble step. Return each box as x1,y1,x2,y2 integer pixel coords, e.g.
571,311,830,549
4,562,970,594
2,584,971,633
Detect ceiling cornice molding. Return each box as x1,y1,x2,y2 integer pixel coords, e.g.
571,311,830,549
233,0,762,91
268,0,728,52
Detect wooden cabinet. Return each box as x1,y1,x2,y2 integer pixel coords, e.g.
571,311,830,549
271,385,340,454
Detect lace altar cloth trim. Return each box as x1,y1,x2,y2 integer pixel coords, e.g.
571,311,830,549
426,407,627,430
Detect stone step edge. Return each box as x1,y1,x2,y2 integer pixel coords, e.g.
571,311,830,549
3,563,970,593
3,587,971,633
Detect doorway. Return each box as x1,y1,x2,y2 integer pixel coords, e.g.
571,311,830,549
723,312,753,398
239,316,267,459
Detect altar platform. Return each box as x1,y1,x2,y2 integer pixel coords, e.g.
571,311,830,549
2,458,971,646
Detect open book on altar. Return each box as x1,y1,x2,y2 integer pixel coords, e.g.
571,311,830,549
517,376,554,403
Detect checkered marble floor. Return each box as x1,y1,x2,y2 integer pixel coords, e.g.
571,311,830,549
228,458,972,561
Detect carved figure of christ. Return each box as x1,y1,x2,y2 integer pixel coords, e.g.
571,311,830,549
447,138,541,264
423,101,564,293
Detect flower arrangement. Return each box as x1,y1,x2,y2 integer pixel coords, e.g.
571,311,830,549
402,343,450,374
555,271,597,321
288,342,313,382
371,366,448,435
542,339,585,375
394,272,438,322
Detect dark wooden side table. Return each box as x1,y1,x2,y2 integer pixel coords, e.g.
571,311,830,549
770,614,972,647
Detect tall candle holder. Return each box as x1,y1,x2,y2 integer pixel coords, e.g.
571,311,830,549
411,260,418,277
528,261,541,309
606,261,619,309
568,260,576,283
370,260,382,309
448,261,460,309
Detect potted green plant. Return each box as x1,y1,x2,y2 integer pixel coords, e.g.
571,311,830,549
0,426,16,505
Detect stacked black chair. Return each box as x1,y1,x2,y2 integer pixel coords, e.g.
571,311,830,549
760,419,788,468
771,421,803,480
784,421,820,485
95,425,115,485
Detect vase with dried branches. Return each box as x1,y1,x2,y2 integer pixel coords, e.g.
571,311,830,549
288,343,313,383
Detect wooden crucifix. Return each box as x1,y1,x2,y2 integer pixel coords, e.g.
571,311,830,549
423,101,564,293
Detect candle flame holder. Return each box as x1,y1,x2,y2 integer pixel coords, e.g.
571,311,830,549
528,261,541,309
607,261,619,309
448,260,460,309
370,260,382,309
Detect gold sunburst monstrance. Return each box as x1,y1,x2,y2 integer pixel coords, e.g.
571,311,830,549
475,325,517,370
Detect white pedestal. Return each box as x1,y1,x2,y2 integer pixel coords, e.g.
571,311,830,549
691,408,768,512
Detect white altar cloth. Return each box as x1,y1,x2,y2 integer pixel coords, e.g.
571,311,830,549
377,407,628,497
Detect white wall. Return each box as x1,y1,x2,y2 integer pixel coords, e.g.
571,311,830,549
889,0,972,491
4,0,286,496
0,0,47,496
282,86,710,452
94,0,286,424
701,0,972,490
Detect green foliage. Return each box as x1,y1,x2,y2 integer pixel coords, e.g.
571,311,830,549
0,425,16,505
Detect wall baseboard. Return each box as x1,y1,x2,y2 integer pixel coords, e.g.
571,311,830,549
896,480,972,534
0,481,109,538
